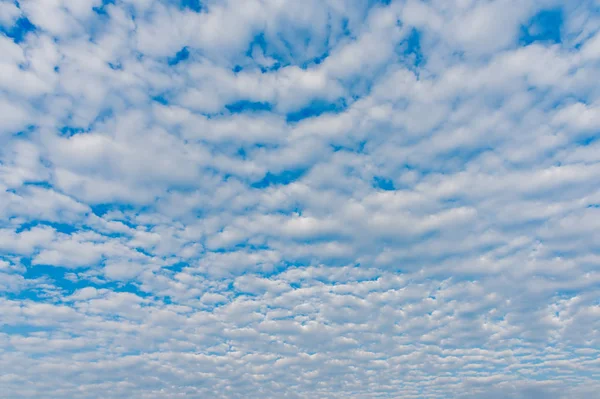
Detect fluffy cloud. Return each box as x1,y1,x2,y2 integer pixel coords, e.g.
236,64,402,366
0,0,599,398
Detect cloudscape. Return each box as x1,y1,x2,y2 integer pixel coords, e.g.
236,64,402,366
1,0,599,398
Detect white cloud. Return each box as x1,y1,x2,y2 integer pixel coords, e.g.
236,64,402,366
0,2,20,27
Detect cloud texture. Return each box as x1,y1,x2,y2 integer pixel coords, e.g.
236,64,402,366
1,0,600,398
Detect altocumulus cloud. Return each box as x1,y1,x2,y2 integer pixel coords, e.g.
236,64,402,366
0,0,600,398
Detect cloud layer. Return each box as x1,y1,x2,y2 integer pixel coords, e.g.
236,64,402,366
1,0,600,398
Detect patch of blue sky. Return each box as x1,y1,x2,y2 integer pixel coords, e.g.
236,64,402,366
251,169,306,189
331,140,367,154
92,0,116,16
107,61,123,70
0,324,51,335
340,17,351,38
209,243,270,256
246,33,268,56
300,51,329,69
90,203,136,218
179,0,202,12
401,28,424,69
250,261,315,280
225,100,272,114
23,263,91,281
286,98,347,123
249,29,337,71
1,15,35,44
168,46,190,66
373,176,395,191
21,263,151,300
20,264,81,295
87,204,140,230
246,33,285,71
152,94,169,105
576,134,598,146
59,126,86,136
15,221,77,235
70,108,114,130
110,281,152,297
130,247,155,259
235,147,248,159
370,0,392,6
11,124,37,138
162,261,189,273
520,8,563,46
22,181,53,189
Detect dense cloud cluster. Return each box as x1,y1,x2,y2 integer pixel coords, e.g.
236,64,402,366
1,0,600,398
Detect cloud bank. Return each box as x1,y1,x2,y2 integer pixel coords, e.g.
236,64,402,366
1,0,600,397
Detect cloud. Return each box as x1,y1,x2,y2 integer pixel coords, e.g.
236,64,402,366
0,0,599,397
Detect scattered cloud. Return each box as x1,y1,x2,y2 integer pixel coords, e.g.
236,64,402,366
1,0,599,397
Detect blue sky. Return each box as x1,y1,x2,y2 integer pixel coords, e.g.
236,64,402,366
0,0,600,398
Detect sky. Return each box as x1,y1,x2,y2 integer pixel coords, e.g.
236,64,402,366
0,0,599,398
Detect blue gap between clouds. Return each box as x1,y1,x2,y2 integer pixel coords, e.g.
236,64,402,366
95,0,201,13
300,51,330,69
246,33,284,71
23,181,53,189
163,261,189,273
12,123,36,139
225,101,272,113
331,140,367,154
15,221,77,235
247,261,316,281
340,17,351,37
251,169,306,189
168,47,190,66
66,108,114,131
575,133,599,147
242,24,348,72
152,94,169,105
373,176,395,191
231,144,273,161
225,97,347,128
519,8,563,45
108,61,123,70
0,325,50,335
1,15,36,44
17,262,81,301
21,262,151,300
286,98,347,123
90,203,137,218
211,243,271,254
180,0,202,12
92,0,116,15
396,28,424,70
59,126,86,136
370,0,391,6
89,203,140,230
